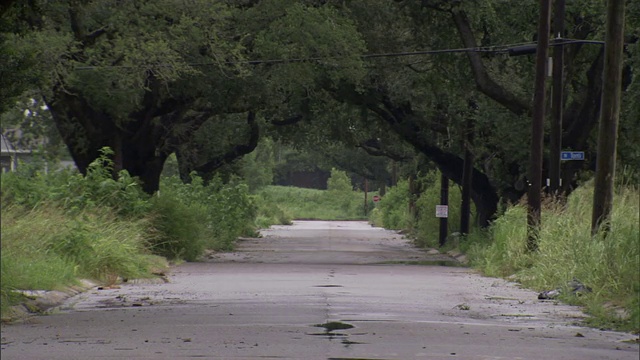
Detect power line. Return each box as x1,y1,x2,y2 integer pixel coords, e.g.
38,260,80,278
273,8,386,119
72,38,608,71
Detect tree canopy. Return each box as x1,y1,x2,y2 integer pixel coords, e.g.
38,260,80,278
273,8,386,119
2,0,638,224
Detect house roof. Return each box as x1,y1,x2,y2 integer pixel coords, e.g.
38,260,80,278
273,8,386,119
1,134,31,155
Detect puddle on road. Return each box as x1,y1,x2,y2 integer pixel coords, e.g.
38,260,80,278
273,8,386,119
313,285,344,288
328,358,390,360
310,321,371,349
309,321,355,339
314,321,354,332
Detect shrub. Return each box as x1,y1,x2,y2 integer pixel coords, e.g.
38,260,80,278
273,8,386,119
157,174,258,254
370,171,477,248
371,179,410,230
148,193,207,261
413,171,473,248
257,185,368,221
240,137,276,192
55,148,151,216
327,168,353,193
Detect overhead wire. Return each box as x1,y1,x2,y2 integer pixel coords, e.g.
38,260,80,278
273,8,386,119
72,38,608,71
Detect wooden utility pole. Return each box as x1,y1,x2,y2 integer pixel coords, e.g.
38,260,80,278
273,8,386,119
527,0,552,251
460,116,474,235
439,172,449,247
592,0,625,235
364,178,368,215
549,0,565,194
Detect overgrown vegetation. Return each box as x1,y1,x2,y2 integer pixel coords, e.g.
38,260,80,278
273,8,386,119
0,149,284,316
371,172,640,333
369,172,473,249
464,184,639,333
257,168,373,220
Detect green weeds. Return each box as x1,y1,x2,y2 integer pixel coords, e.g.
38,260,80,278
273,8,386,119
369,179,410,230
257,185,370,220
369,172,474,249
0,148,268,316
373,173,639,333
466,184,639,332
255,168,373,221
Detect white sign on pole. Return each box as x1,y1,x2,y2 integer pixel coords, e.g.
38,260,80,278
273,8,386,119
435,205,448,218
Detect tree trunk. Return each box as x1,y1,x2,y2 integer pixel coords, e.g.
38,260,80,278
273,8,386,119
460,116,474,235
119,136,168,194
367,102,499,227
46,89,172,194
46,89,114,175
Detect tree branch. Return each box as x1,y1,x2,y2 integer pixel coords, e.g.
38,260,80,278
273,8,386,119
451,9,531,116
271,114,304,126
357,138,412,161
193,111,259,176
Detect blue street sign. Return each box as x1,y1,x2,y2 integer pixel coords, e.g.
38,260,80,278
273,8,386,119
561,151,585,161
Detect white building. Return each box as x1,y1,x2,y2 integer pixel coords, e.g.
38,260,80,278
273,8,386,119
0,133,32,173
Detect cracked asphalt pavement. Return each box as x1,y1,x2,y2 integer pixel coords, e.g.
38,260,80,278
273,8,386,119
1,220,638,359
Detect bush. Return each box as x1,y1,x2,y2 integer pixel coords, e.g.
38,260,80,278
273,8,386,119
370,179,410,230
369,171,477,248
252,193,292,229
55,148,151,216
240,137,276,192
148,193,207,261
413,171,473,248
0,148,264,318
157,174,258,253
327,168,353,192
257,185,369,221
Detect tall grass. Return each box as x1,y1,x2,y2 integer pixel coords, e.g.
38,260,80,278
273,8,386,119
1,149,265,317
372,171,638,332
466,183,639,332
0,204,163,315
257,185,371,220
369,172,474,249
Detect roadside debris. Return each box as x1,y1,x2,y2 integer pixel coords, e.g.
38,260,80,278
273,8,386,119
538,279,592,300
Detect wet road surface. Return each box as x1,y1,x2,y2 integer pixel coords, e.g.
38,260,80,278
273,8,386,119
1,221,638,359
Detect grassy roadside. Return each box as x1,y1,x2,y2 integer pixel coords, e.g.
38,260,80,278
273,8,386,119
257,185,374,221
370,172,639,333
0,150,283,318
463,184,639,333
0,204,167,316
3,154,636,333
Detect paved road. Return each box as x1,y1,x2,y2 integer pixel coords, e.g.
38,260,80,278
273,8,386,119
1,221,638,359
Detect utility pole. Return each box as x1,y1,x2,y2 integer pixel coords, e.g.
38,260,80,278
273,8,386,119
527,0,552,251
460,108,475,235
439,172,449,247
364,178,368,215
592,0,625,235
549,0,565,195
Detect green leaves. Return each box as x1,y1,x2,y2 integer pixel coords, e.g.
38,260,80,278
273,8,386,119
252,2,366,98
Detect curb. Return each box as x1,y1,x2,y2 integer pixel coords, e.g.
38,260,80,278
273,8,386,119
2,279,97,323
446,250,469,265
1,277,168,324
